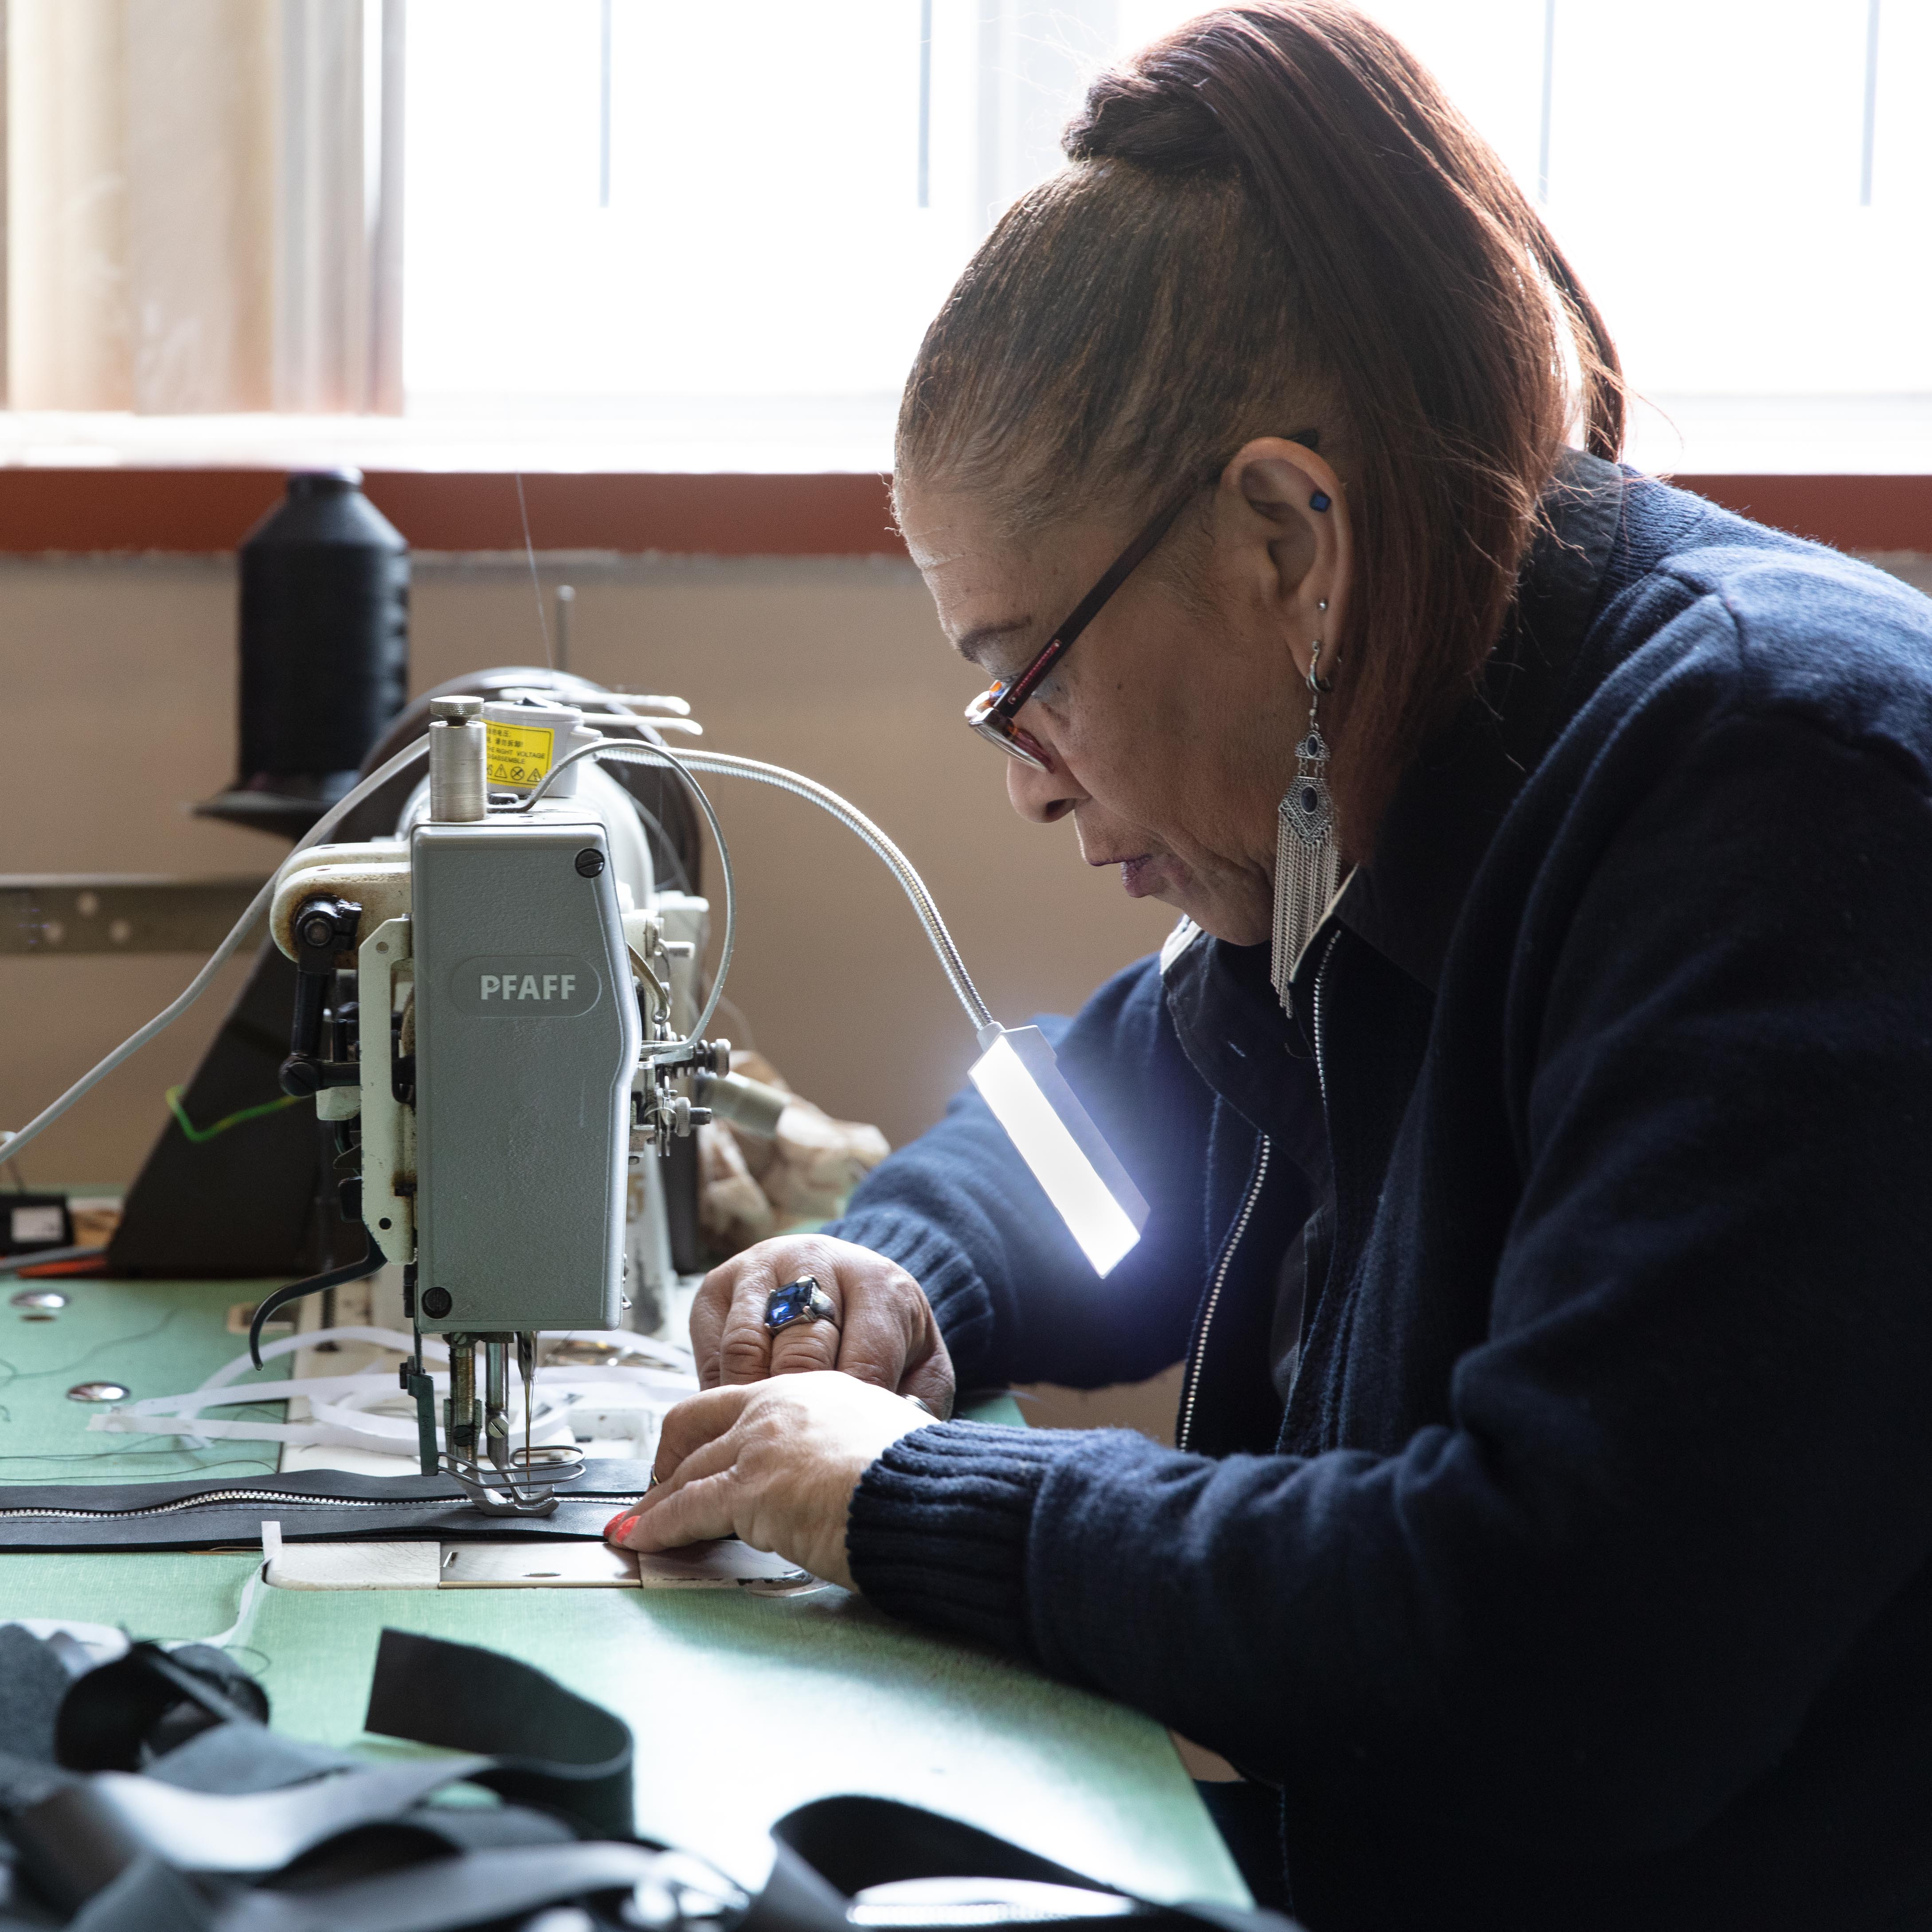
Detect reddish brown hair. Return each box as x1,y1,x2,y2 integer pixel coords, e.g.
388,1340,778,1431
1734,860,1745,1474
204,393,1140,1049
896,1,1624,852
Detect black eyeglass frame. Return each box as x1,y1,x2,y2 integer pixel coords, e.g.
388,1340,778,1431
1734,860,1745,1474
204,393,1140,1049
962,431,1321,772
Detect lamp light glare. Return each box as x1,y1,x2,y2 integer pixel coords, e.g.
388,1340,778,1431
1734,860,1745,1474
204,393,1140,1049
968,1027,1148,1277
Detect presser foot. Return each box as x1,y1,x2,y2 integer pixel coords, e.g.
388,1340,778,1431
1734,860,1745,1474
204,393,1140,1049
442,1442,587,1517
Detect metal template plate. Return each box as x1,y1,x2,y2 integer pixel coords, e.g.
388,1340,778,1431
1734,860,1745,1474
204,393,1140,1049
263,1538,820,1592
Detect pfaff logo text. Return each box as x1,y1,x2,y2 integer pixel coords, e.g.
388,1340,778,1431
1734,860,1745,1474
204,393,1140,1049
479,972,577,1002
450,954,601,1017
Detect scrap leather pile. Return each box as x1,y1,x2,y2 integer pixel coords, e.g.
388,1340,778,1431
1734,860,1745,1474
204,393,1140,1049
0,1622,1298,1932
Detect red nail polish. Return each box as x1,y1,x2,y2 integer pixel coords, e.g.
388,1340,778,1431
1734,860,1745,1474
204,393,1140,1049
605,1512,638,1542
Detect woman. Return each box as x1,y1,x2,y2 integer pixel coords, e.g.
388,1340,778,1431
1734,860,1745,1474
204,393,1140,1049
605,7,1932,1927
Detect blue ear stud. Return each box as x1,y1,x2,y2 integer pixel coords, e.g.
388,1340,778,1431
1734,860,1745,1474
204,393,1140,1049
1310,491,1332,512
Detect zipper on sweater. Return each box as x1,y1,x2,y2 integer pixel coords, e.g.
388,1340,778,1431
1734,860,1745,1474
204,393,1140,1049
1173,927,1338,1456
1310,927,1341,1111
1176,1140,1271,1454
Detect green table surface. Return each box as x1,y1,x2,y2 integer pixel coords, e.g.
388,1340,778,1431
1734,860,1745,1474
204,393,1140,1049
0,1275,1246,1906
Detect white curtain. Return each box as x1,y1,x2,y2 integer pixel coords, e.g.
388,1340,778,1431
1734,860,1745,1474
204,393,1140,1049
2,0,403,414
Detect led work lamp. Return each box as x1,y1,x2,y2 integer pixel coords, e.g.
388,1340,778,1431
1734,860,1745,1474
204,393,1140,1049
968,1024,1150,1276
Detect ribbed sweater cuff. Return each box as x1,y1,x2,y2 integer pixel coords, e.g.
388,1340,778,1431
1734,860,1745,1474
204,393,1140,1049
820,1208,997,1384
846,1420,1078,1658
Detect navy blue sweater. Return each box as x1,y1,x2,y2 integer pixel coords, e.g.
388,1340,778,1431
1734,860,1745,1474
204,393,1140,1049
831,456,1932,1931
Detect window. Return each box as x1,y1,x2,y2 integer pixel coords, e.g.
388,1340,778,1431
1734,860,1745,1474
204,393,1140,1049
403,0,1930,470
1,2,1923,470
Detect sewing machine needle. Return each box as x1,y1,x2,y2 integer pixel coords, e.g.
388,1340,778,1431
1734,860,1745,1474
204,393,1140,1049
518,1330,535,1480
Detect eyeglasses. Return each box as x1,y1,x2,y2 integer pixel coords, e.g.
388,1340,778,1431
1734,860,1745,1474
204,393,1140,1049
962,431,1320,772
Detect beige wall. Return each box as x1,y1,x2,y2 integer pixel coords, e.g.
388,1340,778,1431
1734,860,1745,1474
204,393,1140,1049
0,549,1178,1188
10,544,1932,1194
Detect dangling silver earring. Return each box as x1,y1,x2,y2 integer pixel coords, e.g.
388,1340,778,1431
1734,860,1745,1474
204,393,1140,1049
1271,619,1341,1009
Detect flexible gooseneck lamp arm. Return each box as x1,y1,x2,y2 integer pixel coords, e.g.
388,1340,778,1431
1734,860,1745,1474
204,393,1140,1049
526,737,1148,1276
520,736,994,1036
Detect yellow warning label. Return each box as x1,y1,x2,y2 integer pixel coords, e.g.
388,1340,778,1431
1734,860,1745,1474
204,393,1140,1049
486,721,555,790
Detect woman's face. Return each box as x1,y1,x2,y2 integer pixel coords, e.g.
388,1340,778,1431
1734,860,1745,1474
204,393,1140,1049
899,439,1352,948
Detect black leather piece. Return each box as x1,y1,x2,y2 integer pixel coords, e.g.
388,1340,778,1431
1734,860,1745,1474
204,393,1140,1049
144,1654,269,1766
140,1726,353,1799
9,1626,643,1916
0,1629,77,1771
3,1625,1306,1932
0,1463,653,1552
0,1751,78,1818
56,1648,266,1776
735,1842,852,1932
39,1635,100,1683
768,1797,1304,1932
0,1632,331,1812
26,1629,642,1909
364,1630,634,1841
774,1796,1104,1895
17,1758,498,1912
64,1856,219,1932
289,1801,576,1873
266,1803,579,1902
74,1841,669,1932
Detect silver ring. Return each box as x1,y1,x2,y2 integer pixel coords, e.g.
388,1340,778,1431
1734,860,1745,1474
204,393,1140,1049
765,1275,839,1333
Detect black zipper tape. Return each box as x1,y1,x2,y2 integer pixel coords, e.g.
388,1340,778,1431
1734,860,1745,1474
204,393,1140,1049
0,1462,653,1552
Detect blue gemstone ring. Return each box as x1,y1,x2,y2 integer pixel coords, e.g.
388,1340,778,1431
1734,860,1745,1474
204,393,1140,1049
765,1276,839,1333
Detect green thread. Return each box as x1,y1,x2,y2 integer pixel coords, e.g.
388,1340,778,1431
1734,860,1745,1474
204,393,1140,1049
165,1086,303,1145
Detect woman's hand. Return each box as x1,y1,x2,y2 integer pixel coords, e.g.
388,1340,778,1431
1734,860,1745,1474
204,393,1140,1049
689,1235,955,1416
605,1373,934,1590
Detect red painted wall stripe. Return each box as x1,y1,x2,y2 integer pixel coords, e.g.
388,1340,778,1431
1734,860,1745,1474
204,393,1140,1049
0,469,904,557
1669,475,1932,554
0,466,1923,557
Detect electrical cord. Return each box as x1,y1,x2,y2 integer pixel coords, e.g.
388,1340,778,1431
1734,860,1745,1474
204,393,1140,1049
165,1086,303,1145
0,739,433,1170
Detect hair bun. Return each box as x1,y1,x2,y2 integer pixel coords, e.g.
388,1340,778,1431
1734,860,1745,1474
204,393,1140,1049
1064,58,1235,173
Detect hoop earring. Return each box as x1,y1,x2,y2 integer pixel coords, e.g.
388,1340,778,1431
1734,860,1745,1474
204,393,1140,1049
1271,637,1341,1008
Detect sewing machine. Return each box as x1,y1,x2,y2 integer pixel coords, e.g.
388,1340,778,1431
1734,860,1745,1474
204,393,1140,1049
215,624,1151,1521
269,692,721,1514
